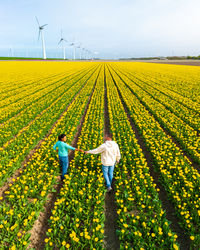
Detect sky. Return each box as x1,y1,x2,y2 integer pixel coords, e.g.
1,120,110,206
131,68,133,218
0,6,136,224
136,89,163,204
0,0,200,59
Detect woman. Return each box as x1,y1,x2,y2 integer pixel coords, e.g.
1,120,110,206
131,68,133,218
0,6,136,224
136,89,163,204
53,134,83,180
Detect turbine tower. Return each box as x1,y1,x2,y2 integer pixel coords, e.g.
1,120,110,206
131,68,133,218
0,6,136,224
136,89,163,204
58,30,67,60
36,16,47,59
83,48,87,60
85,49,89,60
80,46,85,60
69,40,76,60
9,45,14,57
77,43,82,60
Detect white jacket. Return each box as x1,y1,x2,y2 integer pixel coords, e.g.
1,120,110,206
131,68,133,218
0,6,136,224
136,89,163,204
87,140,121,166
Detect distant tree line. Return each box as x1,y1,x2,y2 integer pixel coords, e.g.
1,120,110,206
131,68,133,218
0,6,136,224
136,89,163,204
185,55,200,60
120,56,200,60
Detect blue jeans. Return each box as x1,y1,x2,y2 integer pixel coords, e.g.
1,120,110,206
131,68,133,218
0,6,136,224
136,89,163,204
59,156,68,180
102,165,115,188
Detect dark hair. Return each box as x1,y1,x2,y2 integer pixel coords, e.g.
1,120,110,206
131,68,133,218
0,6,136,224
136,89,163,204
105,133,113,139
58,134,66,141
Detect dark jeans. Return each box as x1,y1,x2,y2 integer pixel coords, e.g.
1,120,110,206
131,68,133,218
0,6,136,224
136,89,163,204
59,156,69,180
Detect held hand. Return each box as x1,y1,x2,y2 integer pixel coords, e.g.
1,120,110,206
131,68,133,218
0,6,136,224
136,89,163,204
76,148,84,153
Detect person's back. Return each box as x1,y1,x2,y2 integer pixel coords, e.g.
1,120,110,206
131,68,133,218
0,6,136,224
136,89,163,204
86,134,121,191
100,140,120,166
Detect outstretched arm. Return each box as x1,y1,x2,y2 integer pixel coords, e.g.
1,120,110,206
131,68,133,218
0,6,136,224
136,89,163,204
86,144,105,154
75,148,84,153
65,144,84,153
65,143,76,150
116,145,121,163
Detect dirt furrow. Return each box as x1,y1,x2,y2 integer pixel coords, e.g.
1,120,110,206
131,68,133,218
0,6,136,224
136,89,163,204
110,65,199,132
107,65,191,250
0,66,98,149
118,66,200,114
103,65,120,250
109,65,200,169
0,72,65,97
0,66,99,199
27,65,102,250
0,66,90,108
0,65,95,126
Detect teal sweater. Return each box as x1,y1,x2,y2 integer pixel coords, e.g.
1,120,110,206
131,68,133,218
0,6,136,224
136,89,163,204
53,141,75,157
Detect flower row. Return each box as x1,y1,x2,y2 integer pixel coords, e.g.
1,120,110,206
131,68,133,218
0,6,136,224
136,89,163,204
105,66,178,249
0,65,96,147
110,65,199,164
113,64,199,131
44,65,105,249
0,64,100,248
107,65,200,247
0,66,99,187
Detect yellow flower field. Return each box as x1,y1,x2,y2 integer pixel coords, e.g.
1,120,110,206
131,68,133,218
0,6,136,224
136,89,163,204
0,61,199,249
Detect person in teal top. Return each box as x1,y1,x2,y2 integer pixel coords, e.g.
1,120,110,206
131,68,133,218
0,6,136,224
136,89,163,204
53,140,76,156
53,134,83,180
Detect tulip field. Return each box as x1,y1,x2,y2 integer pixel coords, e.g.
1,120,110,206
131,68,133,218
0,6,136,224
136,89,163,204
0,61,199,249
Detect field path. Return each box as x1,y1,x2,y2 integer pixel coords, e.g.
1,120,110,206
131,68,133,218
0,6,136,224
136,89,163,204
0,65,99,198
103,64,120,250
106,64,191,249
109,65,200,168
28,65,102,249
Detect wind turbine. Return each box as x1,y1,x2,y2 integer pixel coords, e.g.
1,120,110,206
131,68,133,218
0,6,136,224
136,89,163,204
85,49,89,60
77,43,82,60
69,40,76,60
80,46,85,60
9,45,14,57
85,48,88,60
81,47,85,60
58,30,67,60
36,16,47,59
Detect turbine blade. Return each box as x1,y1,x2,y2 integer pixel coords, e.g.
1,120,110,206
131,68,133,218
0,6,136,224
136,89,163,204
58,39,62,45
41,24,48,28
35,16,40,26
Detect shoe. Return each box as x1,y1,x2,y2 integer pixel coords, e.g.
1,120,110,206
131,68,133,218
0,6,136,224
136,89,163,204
107,187,112,192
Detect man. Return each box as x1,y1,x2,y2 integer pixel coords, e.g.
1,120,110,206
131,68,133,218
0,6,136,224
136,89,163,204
85,133,121,192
